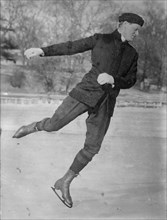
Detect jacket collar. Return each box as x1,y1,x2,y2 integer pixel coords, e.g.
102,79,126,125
112,29,128,44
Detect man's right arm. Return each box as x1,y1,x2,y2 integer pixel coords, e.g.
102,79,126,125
24,34,99,59
41,34,98,57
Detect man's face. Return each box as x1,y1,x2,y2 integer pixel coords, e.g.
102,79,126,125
122,22,141,42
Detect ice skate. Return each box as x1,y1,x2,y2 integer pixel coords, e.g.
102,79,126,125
51,169,77,208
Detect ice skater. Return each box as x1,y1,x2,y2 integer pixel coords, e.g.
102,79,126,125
13,13,144,208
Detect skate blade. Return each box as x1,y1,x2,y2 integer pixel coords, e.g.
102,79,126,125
51,186,72,208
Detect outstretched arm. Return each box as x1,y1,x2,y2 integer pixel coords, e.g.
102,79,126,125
24,34,98,59
41,34,98,56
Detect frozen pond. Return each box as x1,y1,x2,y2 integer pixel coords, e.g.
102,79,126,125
1,103,166,219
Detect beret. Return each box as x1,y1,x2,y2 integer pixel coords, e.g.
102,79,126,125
119,13,144,26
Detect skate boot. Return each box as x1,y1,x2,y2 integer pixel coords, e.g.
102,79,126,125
51,169,77,208
13,122,38,138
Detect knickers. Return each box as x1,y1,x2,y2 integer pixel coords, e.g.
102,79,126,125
70,99,111,173
36,95,111,173
36,96,88,131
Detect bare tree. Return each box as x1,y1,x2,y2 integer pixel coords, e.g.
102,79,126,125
135,0,166,90
1,0,46,65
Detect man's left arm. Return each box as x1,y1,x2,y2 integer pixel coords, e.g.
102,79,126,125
114,53,138,89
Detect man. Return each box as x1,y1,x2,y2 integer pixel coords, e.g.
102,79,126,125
13,13,144,208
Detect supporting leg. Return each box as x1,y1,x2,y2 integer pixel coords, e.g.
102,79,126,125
53,102,111,207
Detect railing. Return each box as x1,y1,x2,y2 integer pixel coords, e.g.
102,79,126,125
0,93,165,108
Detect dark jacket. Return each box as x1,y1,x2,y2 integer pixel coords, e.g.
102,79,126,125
41,30,138,114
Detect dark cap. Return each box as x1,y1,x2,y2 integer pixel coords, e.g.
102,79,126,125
119,13,144,26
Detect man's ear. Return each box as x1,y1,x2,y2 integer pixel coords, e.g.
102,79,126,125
123,21,128,25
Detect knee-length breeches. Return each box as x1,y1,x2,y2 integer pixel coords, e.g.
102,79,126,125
37,95,111,156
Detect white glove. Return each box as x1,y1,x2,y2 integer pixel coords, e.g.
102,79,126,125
97,73,115,87
24,48,44,59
